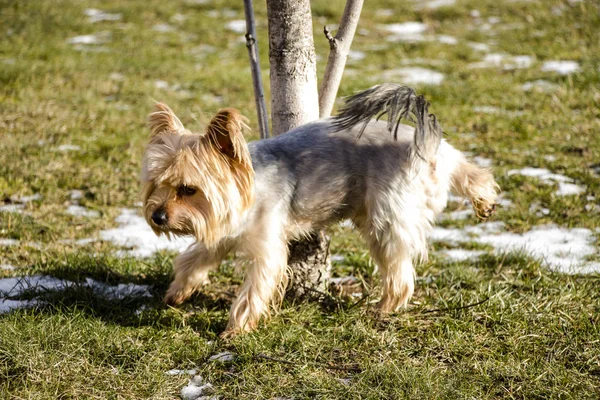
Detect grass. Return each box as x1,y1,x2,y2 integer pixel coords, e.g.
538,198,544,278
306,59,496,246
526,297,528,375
1,0,600,398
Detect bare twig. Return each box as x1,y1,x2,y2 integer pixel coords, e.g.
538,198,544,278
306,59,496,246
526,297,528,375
318,0,364,118
243,0,270,139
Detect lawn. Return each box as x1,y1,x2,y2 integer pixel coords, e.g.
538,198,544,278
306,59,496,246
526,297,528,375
1,0,599,398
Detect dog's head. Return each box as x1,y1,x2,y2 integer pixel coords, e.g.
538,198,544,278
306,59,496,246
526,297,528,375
141,103,254,246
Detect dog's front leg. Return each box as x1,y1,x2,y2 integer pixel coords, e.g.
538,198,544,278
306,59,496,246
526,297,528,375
164,242,228,306
222,226,288,337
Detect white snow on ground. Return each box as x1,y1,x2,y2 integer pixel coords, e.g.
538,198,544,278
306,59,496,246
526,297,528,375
440,249,485,261
0,274,152,313
381,22,428,42
1,264,16,271
84,9,122,23
469,53,534,70
99,208,194,257
468,42,491,52
348,50,366,61
166,369,197,376
508,167,586,196
152,23,175,33
225,20,246,34
67,32,111,45
209,352,235,362
379,67,444,85
521,80,559,92
67,205,100,218
473,156,493,168
473,106,525,117
436,35,458,45
414,0,456,9
0,204,24,213
0,239,19,246
541,60,580,75
56,144,82,152
180,375,215,400
431,222,600,273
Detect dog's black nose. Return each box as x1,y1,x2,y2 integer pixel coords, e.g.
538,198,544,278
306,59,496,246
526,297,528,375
151,208,168,226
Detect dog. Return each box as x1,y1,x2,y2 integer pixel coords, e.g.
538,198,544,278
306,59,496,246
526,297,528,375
141,84,500,337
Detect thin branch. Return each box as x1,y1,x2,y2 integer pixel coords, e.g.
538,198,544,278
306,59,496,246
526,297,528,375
318,0,364,118
243,0,270,139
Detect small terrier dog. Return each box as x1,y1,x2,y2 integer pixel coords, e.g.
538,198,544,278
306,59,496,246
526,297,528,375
141,84,499,337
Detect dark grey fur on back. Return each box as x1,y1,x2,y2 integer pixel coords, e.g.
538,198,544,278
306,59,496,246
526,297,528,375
332,83,443,161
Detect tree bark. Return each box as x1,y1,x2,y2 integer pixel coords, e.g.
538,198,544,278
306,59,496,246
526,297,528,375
266,0,330,296
266,0,319,135
319,0,364,118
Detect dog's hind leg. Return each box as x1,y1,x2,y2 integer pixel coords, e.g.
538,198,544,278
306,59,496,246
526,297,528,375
368,238,416,313
164,243,228,306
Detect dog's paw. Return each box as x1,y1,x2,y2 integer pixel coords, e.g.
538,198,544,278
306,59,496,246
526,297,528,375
163,285,190,307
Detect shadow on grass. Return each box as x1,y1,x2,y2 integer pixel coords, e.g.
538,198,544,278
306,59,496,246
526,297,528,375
3,252,233,336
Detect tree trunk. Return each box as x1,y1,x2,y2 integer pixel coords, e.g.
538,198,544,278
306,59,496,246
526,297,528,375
266,0,330,296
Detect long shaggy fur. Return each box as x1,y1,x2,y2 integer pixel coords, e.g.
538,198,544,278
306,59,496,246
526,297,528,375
141,85,500,337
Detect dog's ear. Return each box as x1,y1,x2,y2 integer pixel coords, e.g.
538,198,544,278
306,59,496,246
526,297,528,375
148,102,185,138
206,108,249,162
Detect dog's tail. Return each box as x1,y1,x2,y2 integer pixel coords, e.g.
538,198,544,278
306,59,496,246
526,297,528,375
331,83,443,165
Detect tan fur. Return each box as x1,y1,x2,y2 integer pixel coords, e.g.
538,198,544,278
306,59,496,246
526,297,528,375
450,158,500,220
141,104,500,338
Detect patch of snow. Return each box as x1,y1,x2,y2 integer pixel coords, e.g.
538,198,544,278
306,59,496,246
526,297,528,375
508,167,585,196
468,42,490,52
382,22,427,42
380,67,444,85
469,53,534,70
109,72,125,81
225,20,246,34
348,50,366,61
181,375,214,400
19,194,42,203
441,249,485,261
67,205,100,218
470,10,481,18
544,155,557,162
70,190,84,201
99,208,195,258
431,223,600,273
375,9,394,17
84,9,122,23
0,204,24,214
154,80,170,89
166,369,198,376
171,13,187,23
444,209,473,220
416,0,456,9
436,35,458,45
339,219,354,228
0,239,19,246
331,254,345,262
473,106,525,117
522,80,559,92
473,156,492,168
209,352,235,362
1,264,16,271
0,274,152,313
68,32,111,45
152,24,175,33
57,144,81,152
541,60,580,75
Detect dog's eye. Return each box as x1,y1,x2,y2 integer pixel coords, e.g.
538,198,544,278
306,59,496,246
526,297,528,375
177,185,197,197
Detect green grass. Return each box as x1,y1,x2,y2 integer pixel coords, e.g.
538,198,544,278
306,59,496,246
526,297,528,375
1,0,600,398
